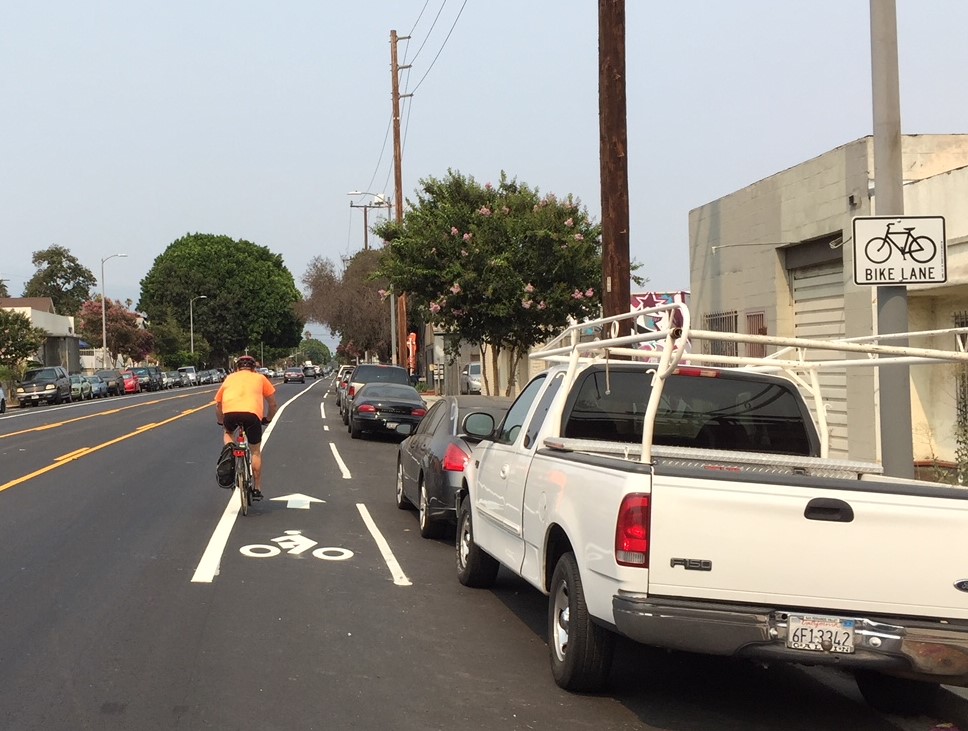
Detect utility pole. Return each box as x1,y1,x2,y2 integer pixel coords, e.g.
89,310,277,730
599,0,631,336
391,29,412,370
870,0,913,478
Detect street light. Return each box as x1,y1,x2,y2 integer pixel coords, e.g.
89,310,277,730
190,295,208,355
100,253,127,368
347,191,391,251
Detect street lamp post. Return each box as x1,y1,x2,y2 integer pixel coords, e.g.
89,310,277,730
190,295,208,355
100,253,127,369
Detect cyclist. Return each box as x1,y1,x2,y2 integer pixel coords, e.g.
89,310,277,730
215,355,278,500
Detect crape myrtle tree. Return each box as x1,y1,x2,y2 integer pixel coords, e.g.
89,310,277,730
77,298,154,364
301,248,391,363
22,244,98,316
374,170,602,395
139,233,304,366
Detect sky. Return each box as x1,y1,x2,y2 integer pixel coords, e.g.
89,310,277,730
3,1,968,347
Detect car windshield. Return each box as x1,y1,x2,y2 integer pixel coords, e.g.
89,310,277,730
22,368,58,382
468,364,481,375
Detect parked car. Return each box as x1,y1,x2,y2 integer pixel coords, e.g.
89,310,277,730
95,369,124,396
0,385,6,413
177,365,198,385
162,371,179,388
16,366,72,406
147,365,164,389
459,362,483,395
283,367,305,383
130,366,161,392
341,364,410,424
334,366,354,407
84,374,109,398
347,382,426,440
396,395,513,538
119,370,142,394
198,370,215,385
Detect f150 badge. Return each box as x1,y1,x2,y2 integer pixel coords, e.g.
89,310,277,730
955,580,968,592
670,558,712,571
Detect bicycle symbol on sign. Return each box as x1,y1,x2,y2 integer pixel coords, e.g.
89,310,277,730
240,530,354,561
864,221,937,265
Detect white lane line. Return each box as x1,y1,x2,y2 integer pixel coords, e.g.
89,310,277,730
191,384,310,584
329,443,351,479
319,403,326,420
357,503,412,587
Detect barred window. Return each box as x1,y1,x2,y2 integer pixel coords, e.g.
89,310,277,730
703,310,738,360
746,312,767,358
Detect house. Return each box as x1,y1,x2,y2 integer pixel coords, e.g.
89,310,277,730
688,133,968,476
0,297,81,372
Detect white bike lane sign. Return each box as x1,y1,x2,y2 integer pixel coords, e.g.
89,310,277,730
240,530,354,561
853,215,946,285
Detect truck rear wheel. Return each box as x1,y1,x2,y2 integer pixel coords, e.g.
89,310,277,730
548,552,614,692
456,497,498,588
854,670,939,715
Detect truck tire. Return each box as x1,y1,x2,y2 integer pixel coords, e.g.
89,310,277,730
854,670,939,715
548,552,615,692
456,497,499,588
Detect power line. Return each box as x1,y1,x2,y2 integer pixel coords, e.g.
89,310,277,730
410,0,468,95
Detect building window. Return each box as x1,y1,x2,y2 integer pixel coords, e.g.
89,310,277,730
746,312,767,358
702,310,738,360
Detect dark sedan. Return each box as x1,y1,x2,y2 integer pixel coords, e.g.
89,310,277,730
396,396,512,538
347,383,426,441
283,367,305,383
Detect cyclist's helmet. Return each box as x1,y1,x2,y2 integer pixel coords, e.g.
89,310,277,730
236,355,257,370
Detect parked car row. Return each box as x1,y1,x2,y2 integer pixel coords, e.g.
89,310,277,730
327,363,514,540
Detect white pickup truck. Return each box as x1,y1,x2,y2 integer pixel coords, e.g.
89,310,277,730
455,304,968,714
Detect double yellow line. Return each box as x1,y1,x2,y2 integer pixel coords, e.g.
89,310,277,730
0,402,212,494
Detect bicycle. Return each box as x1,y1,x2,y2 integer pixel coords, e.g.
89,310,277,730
864,221,937,265
231,426,255,516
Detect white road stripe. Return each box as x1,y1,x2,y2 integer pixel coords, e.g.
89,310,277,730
329,443,351,479
357,503,411,586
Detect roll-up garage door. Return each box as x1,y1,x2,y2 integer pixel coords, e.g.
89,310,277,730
792,262,847,457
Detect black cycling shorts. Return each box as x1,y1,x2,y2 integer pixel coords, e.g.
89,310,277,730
223,412,264,445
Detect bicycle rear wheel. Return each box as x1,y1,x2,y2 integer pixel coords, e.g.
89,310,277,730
236,456,248,516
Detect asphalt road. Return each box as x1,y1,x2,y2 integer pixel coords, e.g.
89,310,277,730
2,379,967,731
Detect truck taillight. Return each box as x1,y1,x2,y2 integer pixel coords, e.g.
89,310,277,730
442,443,470,472
615,494,651,567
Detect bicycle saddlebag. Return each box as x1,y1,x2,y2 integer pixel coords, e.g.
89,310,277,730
216,443,236,488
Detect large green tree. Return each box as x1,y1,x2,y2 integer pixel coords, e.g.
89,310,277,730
375,171,602,394
301,249,391,362
139,233,304,365
22,245,98,316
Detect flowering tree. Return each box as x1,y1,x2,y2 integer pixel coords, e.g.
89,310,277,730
375,171,601,394
77,298,154,363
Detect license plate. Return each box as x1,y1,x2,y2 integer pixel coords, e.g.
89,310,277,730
386,421,400,429
786,614,855,654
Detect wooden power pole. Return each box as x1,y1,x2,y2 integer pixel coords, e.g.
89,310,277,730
599,0,631,334
391,29,411,370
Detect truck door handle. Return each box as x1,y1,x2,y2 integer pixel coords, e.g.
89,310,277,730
804,498,854,523
499,465,509,479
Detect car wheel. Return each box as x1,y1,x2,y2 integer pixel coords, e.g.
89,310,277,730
854,670,939,715
0,398,5,413
548,552,615,691
395,460,413,509
456,497,499,588
418,479,446,539
350,418,362,439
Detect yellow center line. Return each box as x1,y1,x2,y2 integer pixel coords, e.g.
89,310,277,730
0,402,213,494
0,392,215,440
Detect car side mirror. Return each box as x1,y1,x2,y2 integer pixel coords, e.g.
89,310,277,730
462,412,495,440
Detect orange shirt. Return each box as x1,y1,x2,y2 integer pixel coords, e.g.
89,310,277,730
215,370,275,417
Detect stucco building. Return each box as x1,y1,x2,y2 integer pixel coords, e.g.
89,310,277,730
689,134,968,474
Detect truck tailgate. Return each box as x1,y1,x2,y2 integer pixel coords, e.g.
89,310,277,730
648,473,968,619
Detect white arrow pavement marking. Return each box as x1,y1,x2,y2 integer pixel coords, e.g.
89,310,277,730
270,493,327,510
